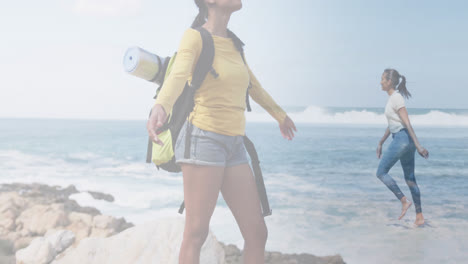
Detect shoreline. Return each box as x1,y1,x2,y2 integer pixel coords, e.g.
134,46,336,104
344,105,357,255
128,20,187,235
0,182,345,264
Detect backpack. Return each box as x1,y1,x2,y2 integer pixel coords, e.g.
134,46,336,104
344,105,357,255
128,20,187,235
146,27,272,217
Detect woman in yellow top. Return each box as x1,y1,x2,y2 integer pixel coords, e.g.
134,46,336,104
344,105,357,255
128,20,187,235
147,0,297,263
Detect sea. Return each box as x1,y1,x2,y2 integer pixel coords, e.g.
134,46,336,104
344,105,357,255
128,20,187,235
1,106,467,264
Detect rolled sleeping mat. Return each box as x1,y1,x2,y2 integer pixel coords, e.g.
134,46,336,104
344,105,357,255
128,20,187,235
123,46,167,85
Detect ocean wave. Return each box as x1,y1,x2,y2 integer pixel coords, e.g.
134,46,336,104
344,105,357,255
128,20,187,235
246,106,468,126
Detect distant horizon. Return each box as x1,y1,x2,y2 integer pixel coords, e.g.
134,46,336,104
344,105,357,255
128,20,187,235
1,105,467,122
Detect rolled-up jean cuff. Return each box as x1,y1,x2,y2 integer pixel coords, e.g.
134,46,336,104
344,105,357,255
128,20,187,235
176,159,225,167
226,160,250,168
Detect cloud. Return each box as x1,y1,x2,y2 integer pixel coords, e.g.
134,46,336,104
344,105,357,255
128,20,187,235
73,0,143,17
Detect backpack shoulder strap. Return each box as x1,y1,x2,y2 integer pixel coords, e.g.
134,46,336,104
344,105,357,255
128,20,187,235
227,29,245,52
227,29,252,112
190,27,216,89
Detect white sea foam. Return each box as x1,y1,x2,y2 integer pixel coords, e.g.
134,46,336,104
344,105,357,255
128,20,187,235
247,105,468,126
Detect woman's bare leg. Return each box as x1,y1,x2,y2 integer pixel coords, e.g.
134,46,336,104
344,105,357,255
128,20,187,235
179,164,225,264
221,163,268,264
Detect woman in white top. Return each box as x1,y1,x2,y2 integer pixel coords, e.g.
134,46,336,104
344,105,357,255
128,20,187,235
376,69,429,226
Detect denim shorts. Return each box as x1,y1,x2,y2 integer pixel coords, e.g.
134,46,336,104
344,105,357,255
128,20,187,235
174,120,250,167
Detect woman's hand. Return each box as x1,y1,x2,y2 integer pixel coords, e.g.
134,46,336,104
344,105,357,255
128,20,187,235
377,144,383,159
398,107,428,159
147,104,168,146
279,115,297,140
377,128,390,159
416,145,429,159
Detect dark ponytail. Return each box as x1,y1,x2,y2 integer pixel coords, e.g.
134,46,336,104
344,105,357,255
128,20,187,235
397,75,411,99
383,68,412,99
192,0,208,28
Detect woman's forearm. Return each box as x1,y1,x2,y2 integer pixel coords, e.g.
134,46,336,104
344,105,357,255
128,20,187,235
398,108,422,148
379,127,390,145
405,123,422,148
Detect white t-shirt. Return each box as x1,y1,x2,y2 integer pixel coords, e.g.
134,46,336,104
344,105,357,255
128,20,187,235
384,91,406,133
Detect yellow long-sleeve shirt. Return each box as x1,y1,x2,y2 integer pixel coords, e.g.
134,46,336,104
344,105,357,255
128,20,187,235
155,28,287,136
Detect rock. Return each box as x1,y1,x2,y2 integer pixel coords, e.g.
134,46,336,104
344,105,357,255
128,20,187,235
0,183,109,217
89,215,131,238
0,183,100,216
66,212,93,242
44,230,75,254
92,215,120,230
66,222,90,244
87,191,114,202
0,192,27,234
3,231,20,241
221,243,242,264
16,204,69,236
15,230,75,264
15,237,55,264
13,236,35,251
264,251,346,264
52,217,225,264
0,183,78,203
89,227,116,238
0,192,27,212
0,217,15,234
57,185,80,197
68,212,93,226
0,183,133,260
63,199,101,216
219,242,346,264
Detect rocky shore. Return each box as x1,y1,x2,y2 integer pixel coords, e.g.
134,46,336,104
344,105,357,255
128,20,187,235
0,182,345,264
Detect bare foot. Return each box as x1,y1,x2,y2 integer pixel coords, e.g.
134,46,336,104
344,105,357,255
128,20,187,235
398,198,412,220
414,213,425,227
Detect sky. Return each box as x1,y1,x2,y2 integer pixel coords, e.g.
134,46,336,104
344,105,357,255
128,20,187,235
0,0,467,120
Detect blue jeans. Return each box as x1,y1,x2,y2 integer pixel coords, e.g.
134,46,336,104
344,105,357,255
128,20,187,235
376,128,422,213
